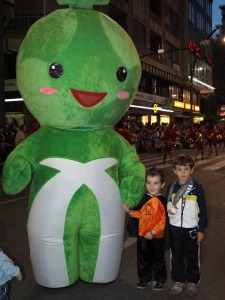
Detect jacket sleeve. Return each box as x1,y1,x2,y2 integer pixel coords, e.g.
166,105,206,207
131,208,142,219
196,185,208,232
0,252,20,278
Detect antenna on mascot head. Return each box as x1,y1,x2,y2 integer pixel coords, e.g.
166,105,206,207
56,0,110,9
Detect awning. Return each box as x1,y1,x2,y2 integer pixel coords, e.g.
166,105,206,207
174,115,190,118
193,113,205,117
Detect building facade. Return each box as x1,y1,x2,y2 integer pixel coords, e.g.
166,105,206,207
213,5,225,121
102,0,214,125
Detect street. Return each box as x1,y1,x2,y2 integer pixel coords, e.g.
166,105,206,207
1,148,225,299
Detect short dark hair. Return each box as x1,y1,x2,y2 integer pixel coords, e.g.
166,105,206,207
146,166,165,184
172,154,195,169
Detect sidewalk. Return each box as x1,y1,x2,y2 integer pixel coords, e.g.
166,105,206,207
9,236,224,300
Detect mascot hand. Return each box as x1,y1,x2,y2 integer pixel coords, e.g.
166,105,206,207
120,176,144,207
2,155,32,195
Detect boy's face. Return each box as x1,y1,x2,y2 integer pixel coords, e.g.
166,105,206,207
146,175,165,196
173,164,194,184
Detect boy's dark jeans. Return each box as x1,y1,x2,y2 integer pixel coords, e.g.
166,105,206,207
137,235,167,283
170,226,200,284
0,283,8,300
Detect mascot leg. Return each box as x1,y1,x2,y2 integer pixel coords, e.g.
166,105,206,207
27,159,86,288
86,179,125,283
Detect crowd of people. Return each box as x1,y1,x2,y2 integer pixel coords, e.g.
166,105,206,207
2,119,225,164
0,119,28,163
0,116,41,163
115,120,225,163
118,121,192,155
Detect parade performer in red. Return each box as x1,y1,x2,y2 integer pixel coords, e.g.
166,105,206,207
28,116,40,136
114,117,133,145
188,123,206,161
218,125,225,150
205,123,218,157
162,123,177,164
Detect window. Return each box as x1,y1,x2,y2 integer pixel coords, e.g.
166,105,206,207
160,115,170,125
183,90,190,103
133,0,145,11
165,5,180,37
150,31,161,53
133,20,145,54
138,77,146,92
171,11,179,37
164,41,180,65
4,52,17,79
171,86,182,101
150,0,161,16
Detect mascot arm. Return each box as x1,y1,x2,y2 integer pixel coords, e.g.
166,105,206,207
2,141,35,195
119,142,145,208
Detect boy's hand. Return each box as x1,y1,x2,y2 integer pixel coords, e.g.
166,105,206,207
122,203,132,214
197,232,204,244
145,231,154,240
167,202,178,215
168,205,177,215
17,272,22,281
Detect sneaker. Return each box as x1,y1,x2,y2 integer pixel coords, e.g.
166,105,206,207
152,281,163,291
171,282,185,295
187,283,198,297
136,280,151,289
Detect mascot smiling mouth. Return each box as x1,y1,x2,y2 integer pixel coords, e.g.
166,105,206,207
71,88,107,107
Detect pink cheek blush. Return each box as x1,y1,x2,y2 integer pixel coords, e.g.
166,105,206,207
40,87,58,95
116,91,129,99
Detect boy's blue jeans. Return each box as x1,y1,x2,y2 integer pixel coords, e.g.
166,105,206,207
0,283,8,300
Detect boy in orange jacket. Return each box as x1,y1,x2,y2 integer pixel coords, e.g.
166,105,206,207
123,166,167,291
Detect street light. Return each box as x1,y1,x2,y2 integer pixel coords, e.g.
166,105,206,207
139,47,189,59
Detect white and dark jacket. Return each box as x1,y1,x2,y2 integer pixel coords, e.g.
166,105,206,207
166,180,207,232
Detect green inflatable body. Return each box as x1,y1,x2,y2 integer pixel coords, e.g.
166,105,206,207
2,0,145,288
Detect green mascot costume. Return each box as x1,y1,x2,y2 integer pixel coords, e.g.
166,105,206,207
2,0,145,288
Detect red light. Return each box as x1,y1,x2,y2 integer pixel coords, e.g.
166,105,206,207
205,57,214,67
188,40,202,58
188,40,195,51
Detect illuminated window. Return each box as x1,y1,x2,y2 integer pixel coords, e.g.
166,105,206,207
160,115,170,124
150,115,157,124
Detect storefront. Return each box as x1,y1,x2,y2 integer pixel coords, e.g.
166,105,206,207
128,91,174,125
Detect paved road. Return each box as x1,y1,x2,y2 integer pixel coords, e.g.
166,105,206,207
1,148,225,299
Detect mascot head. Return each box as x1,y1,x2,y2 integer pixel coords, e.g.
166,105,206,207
16,0,141,129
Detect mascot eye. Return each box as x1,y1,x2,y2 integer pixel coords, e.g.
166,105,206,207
49,63,63,78
116,67,127,82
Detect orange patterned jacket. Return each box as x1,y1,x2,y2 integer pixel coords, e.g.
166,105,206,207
131,196,166,238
